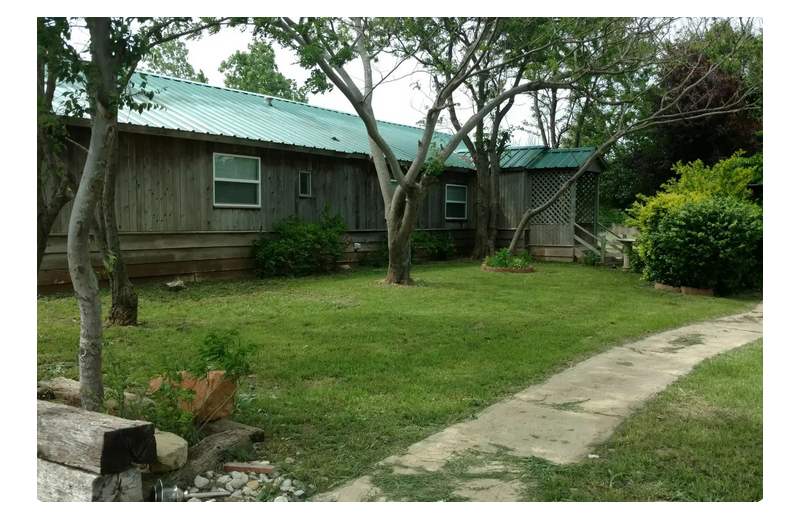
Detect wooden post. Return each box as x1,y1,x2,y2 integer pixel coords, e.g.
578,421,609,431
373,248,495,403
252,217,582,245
37,459,142,502
600,234,607,264
37,400,156,475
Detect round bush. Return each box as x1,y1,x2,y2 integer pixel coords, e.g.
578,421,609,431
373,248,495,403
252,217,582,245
644,197,762,294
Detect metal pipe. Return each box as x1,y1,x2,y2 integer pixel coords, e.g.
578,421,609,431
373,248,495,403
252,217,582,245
154,480,231,502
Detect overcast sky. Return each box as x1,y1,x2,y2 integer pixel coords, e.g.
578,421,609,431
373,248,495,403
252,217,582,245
182,24,539,146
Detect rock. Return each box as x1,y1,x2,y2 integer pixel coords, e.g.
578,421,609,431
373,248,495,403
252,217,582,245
259,474,271,484
225,483,234,492
309,483,316,491
205,470,214,478
217,474,232,485
166,280,186,291
274,496,288,502
149,431,189,473
194,475,210,489
246,480,260,490
340,264,351,270
147,370,237,422
190,487,199,494
231,490,243,498
229,478,246,490
293,489,307,499
587,454,600,459
188,497,201,502
280,480,292,492
206,499,216,503
243,488,253,496
284,457,296,465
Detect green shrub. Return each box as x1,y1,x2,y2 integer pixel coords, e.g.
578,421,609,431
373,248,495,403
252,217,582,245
411,230,455,260
583,251,600,266
253,204,348,278
483,248,534,269
360,234,389,268
644,197,762,294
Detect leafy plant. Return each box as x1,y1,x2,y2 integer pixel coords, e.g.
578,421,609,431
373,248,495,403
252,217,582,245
411,230,455,260
582,251,600,266
644,197,762,294
483,248,534,269
253,204,348,278
360,234,389,268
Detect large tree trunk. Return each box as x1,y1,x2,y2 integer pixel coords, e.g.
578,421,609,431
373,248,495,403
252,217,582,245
487,147,502,254
99,146,138,326
384,190,424,285
68,106,116,411
470,154,491,259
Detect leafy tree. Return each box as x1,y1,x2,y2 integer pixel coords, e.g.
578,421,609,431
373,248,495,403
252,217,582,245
599,19,763,209
218,41,308,102
141,38,208,83
50,17,224,410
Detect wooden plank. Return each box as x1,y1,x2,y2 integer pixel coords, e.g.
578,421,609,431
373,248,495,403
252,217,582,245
45,231,262,253
124,257,254,278
193,269,254,282
37,400,156,475
530,246,574,258
40,246,255,270
37,459,142,502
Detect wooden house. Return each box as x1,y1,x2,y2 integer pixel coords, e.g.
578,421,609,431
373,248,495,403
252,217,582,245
39,72,606,292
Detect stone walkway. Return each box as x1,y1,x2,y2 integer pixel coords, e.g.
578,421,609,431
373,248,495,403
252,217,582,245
313,303,763,502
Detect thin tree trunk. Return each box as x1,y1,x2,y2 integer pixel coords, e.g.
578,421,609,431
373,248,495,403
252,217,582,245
37,128,77,271
99,146,138,326
384,190,424,285
68,107,115,411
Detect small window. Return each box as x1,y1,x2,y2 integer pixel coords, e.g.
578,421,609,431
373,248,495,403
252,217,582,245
299,171,312,197
390,179,398,193
213,153,260,208
445,184,467,220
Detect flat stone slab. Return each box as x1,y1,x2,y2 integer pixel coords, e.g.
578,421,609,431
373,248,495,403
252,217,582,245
452,478,524,502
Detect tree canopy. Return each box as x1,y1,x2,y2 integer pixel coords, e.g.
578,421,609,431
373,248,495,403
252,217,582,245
141,38,208,83
218,41,308,102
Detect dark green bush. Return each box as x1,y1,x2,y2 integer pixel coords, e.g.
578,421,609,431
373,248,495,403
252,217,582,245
483,248,534,269
582,250,600,266
411,230,455,260
644,197,762,294
253,205,348,278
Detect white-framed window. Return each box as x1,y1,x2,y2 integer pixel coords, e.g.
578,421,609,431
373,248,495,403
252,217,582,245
213,153,261,208
445,184,468,220
299,170,312,197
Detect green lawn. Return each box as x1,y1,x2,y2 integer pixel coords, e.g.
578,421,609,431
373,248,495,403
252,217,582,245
37,261,759,491
518,340,763,501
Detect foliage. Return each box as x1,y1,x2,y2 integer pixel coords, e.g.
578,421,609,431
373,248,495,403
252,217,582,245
141,38,208,83
219,41,308,102
104,330,257,444
598,206,630,228
253,205,347,278
411,230,455,261
582,251,600,266
644,197,762,294
627,151,763,273
483,248,534,269
599,20,763,209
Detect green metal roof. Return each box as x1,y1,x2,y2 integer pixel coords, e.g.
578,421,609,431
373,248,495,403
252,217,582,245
54,71,473,169
454,145,604,171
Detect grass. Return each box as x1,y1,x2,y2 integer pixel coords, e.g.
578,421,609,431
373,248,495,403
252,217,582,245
517,339,763,501
370,340,763,502
37,260,759,492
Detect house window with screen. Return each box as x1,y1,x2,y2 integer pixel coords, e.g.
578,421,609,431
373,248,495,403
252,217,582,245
299,171,312,197
213,153,260,208
445,184,467,220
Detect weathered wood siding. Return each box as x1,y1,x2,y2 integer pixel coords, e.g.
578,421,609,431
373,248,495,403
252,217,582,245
41,127,477,291
50,128,476,234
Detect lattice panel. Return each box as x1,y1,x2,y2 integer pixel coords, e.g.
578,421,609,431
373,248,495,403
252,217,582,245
531,171,572,225
575,173,597,223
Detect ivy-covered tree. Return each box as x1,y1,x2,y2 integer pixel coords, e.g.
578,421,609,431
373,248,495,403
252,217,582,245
141,38,208,83
219,41,307,102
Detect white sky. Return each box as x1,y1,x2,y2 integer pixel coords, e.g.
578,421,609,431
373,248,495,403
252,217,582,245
182,24,540,146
